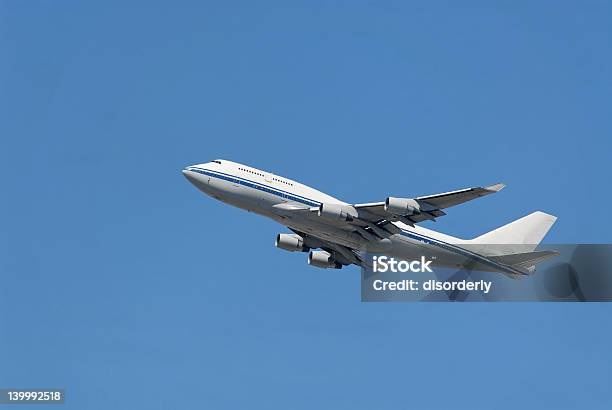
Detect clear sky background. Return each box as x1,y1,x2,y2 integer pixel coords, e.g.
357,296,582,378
1,1,610,409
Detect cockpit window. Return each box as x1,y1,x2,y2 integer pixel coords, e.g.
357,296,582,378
212,160,222,164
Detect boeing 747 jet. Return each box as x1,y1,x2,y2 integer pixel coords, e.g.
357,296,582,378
183,160,557,277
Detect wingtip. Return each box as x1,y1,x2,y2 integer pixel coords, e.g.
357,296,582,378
532,210,558,223
486,183,506,192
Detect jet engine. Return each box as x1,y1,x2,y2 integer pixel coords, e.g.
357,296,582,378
384,197,421,216
317,203,358,222
275,234,309,252
308,250,342,269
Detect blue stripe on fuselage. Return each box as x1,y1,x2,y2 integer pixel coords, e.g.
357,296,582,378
186,167,321,207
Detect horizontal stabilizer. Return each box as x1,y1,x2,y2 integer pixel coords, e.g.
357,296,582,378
489,250,559,269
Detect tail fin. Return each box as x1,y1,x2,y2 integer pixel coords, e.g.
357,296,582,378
473,211,557,253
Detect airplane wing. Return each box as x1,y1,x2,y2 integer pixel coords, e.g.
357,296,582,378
279,184,505,249
354,183,505,225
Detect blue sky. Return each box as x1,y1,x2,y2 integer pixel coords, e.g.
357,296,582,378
1,1,610,408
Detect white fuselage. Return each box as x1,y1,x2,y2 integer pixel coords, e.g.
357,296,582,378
182,159,524,275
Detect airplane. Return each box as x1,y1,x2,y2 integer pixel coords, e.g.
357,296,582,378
182,159,558,278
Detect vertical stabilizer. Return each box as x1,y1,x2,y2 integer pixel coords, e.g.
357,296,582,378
472,211,557,254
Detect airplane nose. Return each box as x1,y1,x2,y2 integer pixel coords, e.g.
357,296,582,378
182,168,198,184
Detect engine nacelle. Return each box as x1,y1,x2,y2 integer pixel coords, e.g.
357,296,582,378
384,197,421,216
317,203,358,222
308,250,342,269
275,234,309,252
